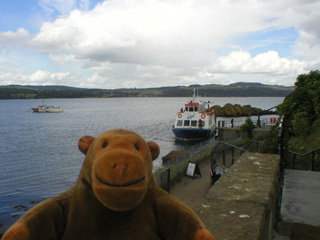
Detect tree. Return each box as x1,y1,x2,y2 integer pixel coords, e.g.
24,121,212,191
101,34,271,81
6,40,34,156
278,70,320,137
240,117,255,138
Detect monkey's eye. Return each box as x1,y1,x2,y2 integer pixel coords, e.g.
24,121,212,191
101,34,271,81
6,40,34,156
134,143,140,151
102,141,108,148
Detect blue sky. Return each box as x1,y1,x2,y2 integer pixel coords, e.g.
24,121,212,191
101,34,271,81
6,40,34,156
1,0,320,88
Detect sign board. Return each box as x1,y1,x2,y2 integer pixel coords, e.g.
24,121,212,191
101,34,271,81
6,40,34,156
186,162,201,178
270,117,277,124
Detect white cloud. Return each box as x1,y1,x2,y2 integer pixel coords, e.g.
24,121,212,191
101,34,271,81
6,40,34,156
32,0,274,66
0,70,80,86
0,28,31,50
210,50,307,74
209,50,320,85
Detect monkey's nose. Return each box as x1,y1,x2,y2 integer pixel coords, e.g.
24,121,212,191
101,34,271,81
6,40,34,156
113,163,128,177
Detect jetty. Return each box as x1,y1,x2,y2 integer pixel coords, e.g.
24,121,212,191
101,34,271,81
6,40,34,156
154,119,320,240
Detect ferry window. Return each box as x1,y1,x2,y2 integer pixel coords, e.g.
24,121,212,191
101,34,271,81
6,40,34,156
195,107,198,112
189,107,194,112
184,120,190,126
191,120,197,127
177,120,183,126
185,107,189,112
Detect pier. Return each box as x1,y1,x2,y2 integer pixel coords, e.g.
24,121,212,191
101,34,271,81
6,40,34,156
155,125,320,240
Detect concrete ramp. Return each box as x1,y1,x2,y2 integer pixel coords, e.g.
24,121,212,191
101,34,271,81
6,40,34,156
281,169,320,226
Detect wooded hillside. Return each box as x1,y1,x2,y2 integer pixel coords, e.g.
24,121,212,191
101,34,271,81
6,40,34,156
0,82,294,99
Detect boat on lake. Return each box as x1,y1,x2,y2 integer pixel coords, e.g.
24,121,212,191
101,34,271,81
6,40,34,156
32,105,63,113
172,89,217,140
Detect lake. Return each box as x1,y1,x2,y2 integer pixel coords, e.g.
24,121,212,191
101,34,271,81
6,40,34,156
0,97,284,232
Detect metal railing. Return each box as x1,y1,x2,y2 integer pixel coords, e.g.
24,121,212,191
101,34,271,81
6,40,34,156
286,148,320,171
210,141,246,186
210,140,268,186
243,140,265,152
211,141,247,166
217,117,278,128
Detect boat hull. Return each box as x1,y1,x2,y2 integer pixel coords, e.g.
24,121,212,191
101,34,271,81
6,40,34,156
172,127,215,140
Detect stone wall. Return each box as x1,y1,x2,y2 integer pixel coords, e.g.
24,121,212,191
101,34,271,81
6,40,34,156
154,143,216,187
196,152,281,240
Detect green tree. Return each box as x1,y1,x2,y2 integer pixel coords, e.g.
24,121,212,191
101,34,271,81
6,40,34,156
240,117,255,138
278,70,320,137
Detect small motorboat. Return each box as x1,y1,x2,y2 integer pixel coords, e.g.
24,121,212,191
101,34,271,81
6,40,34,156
32,105,63,113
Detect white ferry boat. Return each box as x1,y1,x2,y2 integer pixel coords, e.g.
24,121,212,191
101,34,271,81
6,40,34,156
172,89,217,140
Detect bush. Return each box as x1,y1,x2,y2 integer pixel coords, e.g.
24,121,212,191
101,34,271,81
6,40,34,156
240,117,255,138
259,126,279,154
292,111,312,137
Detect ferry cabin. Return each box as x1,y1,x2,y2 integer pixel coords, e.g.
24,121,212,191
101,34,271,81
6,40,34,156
173,100,216,140
176,102,214,128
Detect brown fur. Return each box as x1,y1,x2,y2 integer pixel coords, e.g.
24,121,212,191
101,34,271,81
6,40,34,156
2,129,215,240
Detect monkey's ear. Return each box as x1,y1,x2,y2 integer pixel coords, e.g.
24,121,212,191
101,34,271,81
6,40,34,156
147,141,160,160
78,136,95,155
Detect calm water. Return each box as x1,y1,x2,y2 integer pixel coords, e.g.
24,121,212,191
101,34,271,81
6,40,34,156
0,97,284,232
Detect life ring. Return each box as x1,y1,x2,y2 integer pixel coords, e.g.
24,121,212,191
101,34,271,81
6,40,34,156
201,114,206,119
178,113,182,118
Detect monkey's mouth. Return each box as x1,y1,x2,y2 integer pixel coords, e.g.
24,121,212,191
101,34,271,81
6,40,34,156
95,174,145,188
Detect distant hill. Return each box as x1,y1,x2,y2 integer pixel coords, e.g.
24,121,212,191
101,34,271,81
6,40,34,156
0,83,294,99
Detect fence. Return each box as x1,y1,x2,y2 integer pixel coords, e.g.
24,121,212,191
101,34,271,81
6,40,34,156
210,141,245,186
285,148,320,171
217,116,279,128
278,116,320,172
210,140,267,186
244,140,265,152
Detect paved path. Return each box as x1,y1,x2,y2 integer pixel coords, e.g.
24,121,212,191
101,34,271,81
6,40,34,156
281,169,320,226
169,157,212,210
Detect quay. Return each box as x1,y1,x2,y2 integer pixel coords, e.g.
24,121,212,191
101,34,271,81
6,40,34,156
157,126,320,240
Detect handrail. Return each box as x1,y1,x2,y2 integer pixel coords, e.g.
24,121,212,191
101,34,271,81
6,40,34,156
287,148,320,171
287,148,320,158
213,141,247,153
210,141,248,186
243,140,265,151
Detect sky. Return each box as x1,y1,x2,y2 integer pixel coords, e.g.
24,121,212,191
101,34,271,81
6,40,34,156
0,0,320,89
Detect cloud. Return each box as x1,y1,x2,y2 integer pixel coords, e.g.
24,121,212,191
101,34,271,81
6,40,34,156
209,50,320,85
0,28,31,51
0,70,81,86
32,0,275,66
2,0,320,88
210,50,307,74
